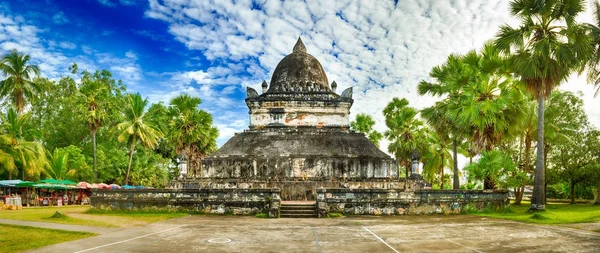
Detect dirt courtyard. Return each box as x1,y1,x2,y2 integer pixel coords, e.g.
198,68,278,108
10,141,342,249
31,215,600,253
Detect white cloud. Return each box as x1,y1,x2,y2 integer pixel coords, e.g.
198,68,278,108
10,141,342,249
52,11,68,24
59,41,77,50
145,0,600,150
98,0,116,7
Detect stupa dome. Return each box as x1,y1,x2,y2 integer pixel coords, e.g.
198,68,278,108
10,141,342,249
267,37,331,93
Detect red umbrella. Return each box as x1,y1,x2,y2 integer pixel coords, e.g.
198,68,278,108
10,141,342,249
97,183,110,189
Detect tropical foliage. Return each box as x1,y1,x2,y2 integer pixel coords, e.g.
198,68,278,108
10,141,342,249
350,113,383,148
0,51,218,187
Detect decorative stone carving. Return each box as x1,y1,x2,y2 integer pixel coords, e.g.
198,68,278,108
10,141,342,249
246,87,259,98
341,87,353,98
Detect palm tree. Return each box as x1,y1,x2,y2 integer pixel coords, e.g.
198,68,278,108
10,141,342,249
584,0,600,97
383,98,426,180
0,50,41,113
418,53,472,190
421,129,453,188
464,150,520,190
45,149,75,180
0,107,47,180
117,93,163,185
79,73,108,183
350,113,383,148
494,0,593,211
167,94,218,177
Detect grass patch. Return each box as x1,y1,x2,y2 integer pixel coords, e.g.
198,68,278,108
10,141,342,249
84,208,188,223
254,213,269,218
326,212,345,218
0,224,95,253
594,229,600,233
0,206,116,227
471,201,600,224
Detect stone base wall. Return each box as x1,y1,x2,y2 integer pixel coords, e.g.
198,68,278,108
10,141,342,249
316,189,509,217
90,188,281,218
170,178,427,201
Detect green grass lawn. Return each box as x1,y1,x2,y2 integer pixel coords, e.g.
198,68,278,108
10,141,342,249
472,201,600,224
0,224,95,253
0,206,188,227
84,209,188,223
0,206,117,227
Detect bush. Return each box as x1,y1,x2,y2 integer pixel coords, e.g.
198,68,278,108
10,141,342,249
254,213,269,218
327,212,344,218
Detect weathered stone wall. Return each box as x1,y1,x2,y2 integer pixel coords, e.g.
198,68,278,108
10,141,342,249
90,188,281,218
247,100,352,128
170,179,426,201
316,189,509,217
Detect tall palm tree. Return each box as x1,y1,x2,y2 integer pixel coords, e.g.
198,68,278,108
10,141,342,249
419,53,473,190
167,94,218,177
494,0,593,211
383,98,426,180
0,107,47,180
79,74,108,183
0,50,41,113
584,0,600,97
350,113,383,148
117,93,163,185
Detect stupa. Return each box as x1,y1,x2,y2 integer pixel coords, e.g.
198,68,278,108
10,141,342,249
180,38,403,200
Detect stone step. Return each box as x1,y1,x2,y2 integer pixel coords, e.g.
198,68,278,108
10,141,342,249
280,206,316,210
280,213,318,218
280,202,317,218
280,209,316,214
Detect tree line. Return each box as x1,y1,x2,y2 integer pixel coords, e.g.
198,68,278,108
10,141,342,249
351,0,600,210
0,52,218,187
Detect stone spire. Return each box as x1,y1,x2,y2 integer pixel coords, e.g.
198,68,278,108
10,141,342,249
261,80,268,93
293,37,306,53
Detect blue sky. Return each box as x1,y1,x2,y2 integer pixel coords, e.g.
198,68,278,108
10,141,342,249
1,0,599,148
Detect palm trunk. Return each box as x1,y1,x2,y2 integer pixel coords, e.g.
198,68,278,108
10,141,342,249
570,181,576,205
440,153,444,189
531,94,545,211
452,138,459,189
16,89,23,113
125,137,136,185
92,130,98,183
514,184,525,205
594,184,600,205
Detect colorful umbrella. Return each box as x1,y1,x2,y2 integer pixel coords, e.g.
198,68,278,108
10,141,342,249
77,182,92,189
97,183,110,189
109,184,120,189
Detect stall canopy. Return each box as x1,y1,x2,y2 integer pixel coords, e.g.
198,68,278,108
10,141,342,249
0,180,28,187
40,179,77,185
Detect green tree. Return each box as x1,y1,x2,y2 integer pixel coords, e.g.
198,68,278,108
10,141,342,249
0,107,47,180
0,50,41,113
583,0,600,97
167,94,218,177
350,113,383,148
552,127,600,204
383,98,425,180
421,129,453,188
117,93,163,185
464,150,524,190
45,149,75,180
494,0,593,211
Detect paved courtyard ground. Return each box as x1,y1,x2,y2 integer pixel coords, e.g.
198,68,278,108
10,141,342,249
28,215,600,253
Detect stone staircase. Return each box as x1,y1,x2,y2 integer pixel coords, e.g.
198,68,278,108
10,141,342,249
280,201,317,218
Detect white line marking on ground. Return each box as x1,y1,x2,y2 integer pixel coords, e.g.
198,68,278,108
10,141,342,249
363,227,399,253
73,225,186,253
313,227,323,253
424,230,484,253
